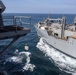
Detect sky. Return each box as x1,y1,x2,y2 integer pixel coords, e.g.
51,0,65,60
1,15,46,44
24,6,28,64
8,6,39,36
2,0,76,14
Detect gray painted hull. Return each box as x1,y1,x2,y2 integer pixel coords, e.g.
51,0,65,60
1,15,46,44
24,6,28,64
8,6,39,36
35,26,76,59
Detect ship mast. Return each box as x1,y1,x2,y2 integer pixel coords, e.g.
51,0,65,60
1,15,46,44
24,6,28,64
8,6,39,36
61,16,66,39
74,16,76,25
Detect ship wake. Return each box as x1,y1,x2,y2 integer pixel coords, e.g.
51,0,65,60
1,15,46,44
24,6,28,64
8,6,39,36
4,49,35,72
36,38,76,75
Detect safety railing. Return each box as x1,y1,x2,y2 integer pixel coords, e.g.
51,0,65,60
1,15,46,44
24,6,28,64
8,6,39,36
13,16,31,26
3,16,31,32
3,16,31,26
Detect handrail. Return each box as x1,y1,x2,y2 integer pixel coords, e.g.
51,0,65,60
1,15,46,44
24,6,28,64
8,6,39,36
14,16,31,18
13,16,31,32
13,16,31,26
3,16,32,32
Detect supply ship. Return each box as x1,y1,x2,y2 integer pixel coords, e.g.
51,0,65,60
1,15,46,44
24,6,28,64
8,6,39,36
35,16,76,59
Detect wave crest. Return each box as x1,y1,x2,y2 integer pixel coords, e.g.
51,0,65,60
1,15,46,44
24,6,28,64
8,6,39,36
5,50,35,72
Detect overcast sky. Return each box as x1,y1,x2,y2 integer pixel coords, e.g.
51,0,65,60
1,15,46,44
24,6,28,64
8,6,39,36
2,0,76,14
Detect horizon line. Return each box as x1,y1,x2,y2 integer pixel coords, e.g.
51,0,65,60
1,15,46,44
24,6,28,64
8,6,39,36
3,12,76,15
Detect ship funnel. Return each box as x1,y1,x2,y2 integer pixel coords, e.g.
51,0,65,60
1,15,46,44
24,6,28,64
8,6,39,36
61,16,66,39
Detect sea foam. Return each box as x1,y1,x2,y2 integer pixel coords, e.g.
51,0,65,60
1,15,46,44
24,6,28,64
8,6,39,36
36,38,76,74
5,50,35,72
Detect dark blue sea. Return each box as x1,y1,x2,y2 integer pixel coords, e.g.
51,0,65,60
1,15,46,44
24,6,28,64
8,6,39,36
0,13,76,75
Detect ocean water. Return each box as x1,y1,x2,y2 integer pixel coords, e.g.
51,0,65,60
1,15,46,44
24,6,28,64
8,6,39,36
0,13,76,75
